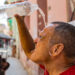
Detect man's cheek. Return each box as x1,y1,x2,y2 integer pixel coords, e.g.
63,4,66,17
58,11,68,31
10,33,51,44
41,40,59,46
30,52,37,61
30,48,43,61
30,52,41,63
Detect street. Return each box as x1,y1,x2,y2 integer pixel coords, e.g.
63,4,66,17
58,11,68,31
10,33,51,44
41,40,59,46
5,57,28,75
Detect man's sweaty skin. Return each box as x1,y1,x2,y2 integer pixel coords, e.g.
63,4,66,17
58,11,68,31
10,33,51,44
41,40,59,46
15,15,73,75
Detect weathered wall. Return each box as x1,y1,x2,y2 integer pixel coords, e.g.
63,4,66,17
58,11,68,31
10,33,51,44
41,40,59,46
47,0,72,23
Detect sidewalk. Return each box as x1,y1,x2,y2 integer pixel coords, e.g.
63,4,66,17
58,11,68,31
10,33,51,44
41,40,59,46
5,57,28,75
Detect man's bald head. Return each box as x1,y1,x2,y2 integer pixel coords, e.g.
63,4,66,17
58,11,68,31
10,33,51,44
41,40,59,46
50,22,75,58
31,21,75,63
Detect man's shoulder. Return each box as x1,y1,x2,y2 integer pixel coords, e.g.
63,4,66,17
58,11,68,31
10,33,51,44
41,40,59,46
60,65,75,75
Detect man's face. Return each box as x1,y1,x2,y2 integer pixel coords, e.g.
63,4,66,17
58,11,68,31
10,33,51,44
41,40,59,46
30,25,56,63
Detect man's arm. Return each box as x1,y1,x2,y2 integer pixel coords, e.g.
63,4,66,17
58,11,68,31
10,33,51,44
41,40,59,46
15,15,35,58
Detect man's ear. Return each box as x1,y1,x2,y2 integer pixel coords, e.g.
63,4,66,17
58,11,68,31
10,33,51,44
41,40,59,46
49,43,64,57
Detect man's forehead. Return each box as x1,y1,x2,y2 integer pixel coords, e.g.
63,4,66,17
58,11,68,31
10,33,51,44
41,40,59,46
43,23,58,31
45,23,59,29
40,23,57,36
45,23,54,28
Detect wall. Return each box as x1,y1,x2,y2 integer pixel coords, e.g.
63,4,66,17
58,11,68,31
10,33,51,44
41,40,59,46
47,0,72,23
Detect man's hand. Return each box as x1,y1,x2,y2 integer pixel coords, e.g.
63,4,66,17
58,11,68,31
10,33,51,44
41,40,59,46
15,14,25,21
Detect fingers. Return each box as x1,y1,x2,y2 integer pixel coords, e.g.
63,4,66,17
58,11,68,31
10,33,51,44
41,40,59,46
14,14,21,21
14,14,26,28
14,14,19,17
14,14,20,18
14,14,24,21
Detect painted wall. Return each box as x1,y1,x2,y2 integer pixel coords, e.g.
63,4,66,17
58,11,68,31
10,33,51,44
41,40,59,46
47,0,72,24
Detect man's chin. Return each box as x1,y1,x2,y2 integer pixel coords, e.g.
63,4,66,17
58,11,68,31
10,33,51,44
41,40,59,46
30,57,43,64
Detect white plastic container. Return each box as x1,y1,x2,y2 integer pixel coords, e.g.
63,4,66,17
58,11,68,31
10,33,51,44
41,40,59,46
0,1,39,18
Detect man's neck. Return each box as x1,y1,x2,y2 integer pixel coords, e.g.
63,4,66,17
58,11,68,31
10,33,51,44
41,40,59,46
46,62,69,75
44,56,71,75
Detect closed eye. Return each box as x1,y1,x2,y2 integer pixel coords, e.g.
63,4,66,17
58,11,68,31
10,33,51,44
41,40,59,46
39,35,42,39
39,35,46,40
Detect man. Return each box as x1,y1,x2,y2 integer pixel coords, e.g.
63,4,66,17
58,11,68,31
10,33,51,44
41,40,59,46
15,15,75,75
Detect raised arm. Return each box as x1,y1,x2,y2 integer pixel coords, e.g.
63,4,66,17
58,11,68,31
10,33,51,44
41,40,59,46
15,15,35,58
